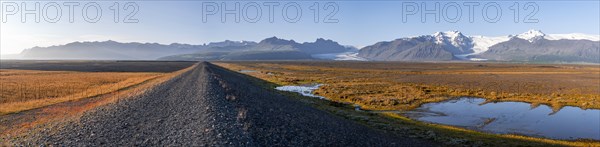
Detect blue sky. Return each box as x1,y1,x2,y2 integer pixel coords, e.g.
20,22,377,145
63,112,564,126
1,0,599,54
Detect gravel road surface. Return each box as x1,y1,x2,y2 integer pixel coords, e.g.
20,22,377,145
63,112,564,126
10,62,434,146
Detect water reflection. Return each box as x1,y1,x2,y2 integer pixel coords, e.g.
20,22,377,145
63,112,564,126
404,98,600,140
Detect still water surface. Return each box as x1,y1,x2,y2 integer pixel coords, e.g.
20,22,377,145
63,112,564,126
274,84,600,140
404,98,600,140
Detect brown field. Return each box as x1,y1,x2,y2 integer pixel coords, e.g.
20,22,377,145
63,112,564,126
215,61,600,111
0,61,197,115
0,61,197,135
218,62,600,146
0,70,162,115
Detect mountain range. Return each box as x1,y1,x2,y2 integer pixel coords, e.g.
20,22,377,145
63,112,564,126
358,30,599,63
158,37,357,61
16,40,250,60
7,30,600,63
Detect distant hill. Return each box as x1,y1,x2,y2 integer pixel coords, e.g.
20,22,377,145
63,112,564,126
474,38,600,63
159,50,314,61
357,30,600,63
17,37,354,61
358,36,455,61
359,31,483,61
158,37,355,61
12,30,600,63
18,40,252,60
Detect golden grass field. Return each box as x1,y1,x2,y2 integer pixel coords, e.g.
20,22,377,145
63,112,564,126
0,62,197,136
0,70,163,115
215,61,600,111
216,61,600,146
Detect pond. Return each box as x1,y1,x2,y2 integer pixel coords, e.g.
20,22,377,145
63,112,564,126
274,84,600,140
403,97,600,140
275,84,326,99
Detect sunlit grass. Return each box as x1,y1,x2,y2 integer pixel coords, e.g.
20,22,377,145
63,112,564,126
215,61,600,146
0,70,163,115
0,64,198,136
215,62,600,111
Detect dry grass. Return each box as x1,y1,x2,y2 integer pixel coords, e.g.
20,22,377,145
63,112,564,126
0,70,163,115
0,64,198,136
217,61,600,146
215,61,600,111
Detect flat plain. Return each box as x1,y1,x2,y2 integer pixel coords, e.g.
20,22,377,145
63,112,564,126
215,61,600,111
215,61,600,146
0,61,197,115
1,60,598,146
1,61,433,146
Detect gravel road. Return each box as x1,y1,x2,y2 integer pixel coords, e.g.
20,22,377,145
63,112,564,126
10,62,433,146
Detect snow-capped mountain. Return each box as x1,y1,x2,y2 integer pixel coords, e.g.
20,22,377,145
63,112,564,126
431,31,474,54
471,30,599,63
514,29,546,42
405,31,475,55
14,29,599,62
466,30,599,57
445,29,599,61
513,29,600,42
357,32,470,61
476,38,599,63
358,30,600,63
433,31,470,47
363,30,500,60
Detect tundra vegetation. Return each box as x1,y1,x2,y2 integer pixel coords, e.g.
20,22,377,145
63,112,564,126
215,61,599,111
215,61,600,146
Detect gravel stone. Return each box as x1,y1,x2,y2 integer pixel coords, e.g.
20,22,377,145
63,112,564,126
10,62,434,146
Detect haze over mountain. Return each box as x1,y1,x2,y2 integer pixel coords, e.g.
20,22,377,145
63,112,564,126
15,38,355,61
17,40,253,60
159,37,356,61
9,30,599,63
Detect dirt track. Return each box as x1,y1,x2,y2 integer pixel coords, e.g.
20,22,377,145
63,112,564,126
8,62,433,146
